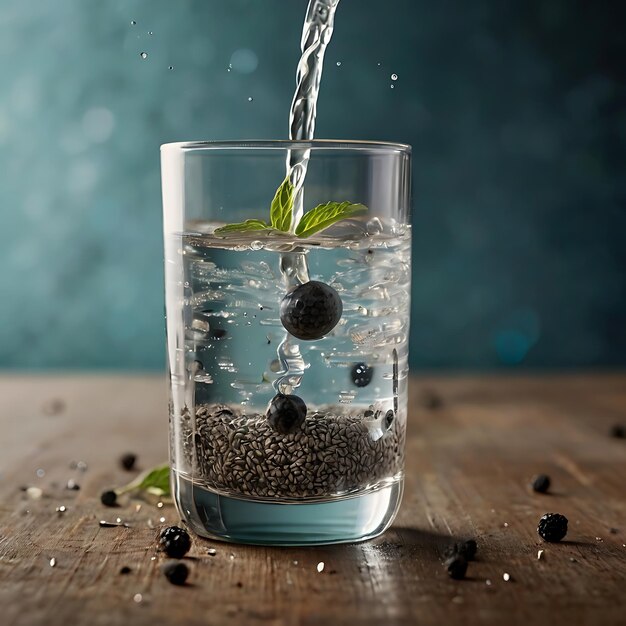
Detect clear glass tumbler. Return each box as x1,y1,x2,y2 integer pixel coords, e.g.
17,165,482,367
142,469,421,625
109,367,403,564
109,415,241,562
162,140,411,545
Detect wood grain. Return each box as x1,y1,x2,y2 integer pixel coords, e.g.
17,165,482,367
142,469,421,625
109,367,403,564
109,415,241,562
1,374,625,626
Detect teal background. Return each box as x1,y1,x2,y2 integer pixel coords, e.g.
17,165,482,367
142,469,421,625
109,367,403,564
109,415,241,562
0,0,624,369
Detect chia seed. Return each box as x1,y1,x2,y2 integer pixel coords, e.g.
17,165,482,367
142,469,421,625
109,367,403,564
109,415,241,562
180,403,404,500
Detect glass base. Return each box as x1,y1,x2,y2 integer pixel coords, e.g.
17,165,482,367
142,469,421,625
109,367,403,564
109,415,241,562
173,474,404,546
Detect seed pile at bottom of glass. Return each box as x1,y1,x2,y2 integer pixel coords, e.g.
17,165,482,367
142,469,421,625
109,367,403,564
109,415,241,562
181,404,404,499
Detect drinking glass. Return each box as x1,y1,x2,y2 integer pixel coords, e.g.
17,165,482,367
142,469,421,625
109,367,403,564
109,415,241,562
161,140,411,545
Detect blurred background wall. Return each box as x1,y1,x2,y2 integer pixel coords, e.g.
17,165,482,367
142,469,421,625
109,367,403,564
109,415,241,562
0,0,624,370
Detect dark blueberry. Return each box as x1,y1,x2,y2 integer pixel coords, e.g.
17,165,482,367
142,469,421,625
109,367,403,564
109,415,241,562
384,410,394,430
267,394,307,435
280,280,342,340
100,490,117,507
531,474,551,493
351,363,374,387
159,526,192,558
445,555,468,580
161,561,189,586
537,513,568,542
120,453,137,471
609,424,625,439
443,539,477,562
119,566,131,575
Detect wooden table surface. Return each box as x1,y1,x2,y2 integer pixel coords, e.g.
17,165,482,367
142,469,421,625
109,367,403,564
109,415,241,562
1,374,625,626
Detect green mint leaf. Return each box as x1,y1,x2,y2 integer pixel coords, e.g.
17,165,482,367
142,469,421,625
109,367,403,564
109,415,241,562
269,177,295,232
295,201,367,238
214,219,270,235
118,463,171,497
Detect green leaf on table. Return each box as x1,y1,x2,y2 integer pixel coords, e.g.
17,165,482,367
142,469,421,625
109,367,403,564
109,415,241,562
269,176,295,232
118,463,171,498
213,219,270,235
295,201,367,238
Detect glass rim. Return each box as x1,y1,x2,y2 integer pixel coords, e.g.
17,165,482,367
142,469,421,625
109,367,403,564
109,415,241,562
161,139,411,154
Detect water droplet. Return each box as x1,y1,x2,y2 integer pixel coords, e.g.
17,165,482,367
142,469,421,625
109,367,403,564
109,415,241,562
247,96,253,102
250,240,263,250
391,73,398,80
130,20,136,26
336,61,341,66
140,52,148,60
36,468,45,478
168,66,174,70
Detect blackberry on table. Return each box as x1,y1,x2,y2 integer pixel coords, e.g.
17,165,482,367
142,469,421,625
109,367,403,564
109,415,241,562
531,474,551,493
267,393,307,434
443,539,477,562
280,280,342,340
537,513,568,542
161,561,189,585
159,526,191,558
445,555,468,580
351,363,374,387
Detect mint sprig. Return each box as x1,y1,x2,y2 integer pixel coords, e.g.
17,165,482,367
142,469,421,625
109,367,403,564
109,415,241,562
214,176,367,237
269,177,295,232
295,201,367,238
116,463,171,498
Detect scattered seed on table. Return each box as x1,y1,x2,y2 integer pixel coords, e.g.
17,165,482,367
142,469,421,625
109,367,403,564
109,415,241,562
133,593,143,603
531,474,551,493
207,548,217,556
537,549,544,560
157,501,164,509
503,573,511,582
55,505,67,513
317,562,325,573
26,487,42,499
485,579,492,586
49,558,56,567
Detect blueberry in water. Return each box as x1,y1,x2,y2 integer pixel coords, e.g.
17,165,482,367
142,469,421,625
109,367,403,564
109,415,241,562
280,280,342,340
267,393,307,434
351,363,374,387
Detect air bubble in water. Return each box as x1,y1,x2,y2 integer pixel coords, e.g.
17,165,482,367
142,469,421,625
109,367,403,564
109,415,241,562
148,31,153,35
130,20,136,26
168,65,174,70
390,84,395,89
377,62,381,66
140,52,148,59
247,96,253,102
391,73,398,80
336,61,341,67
